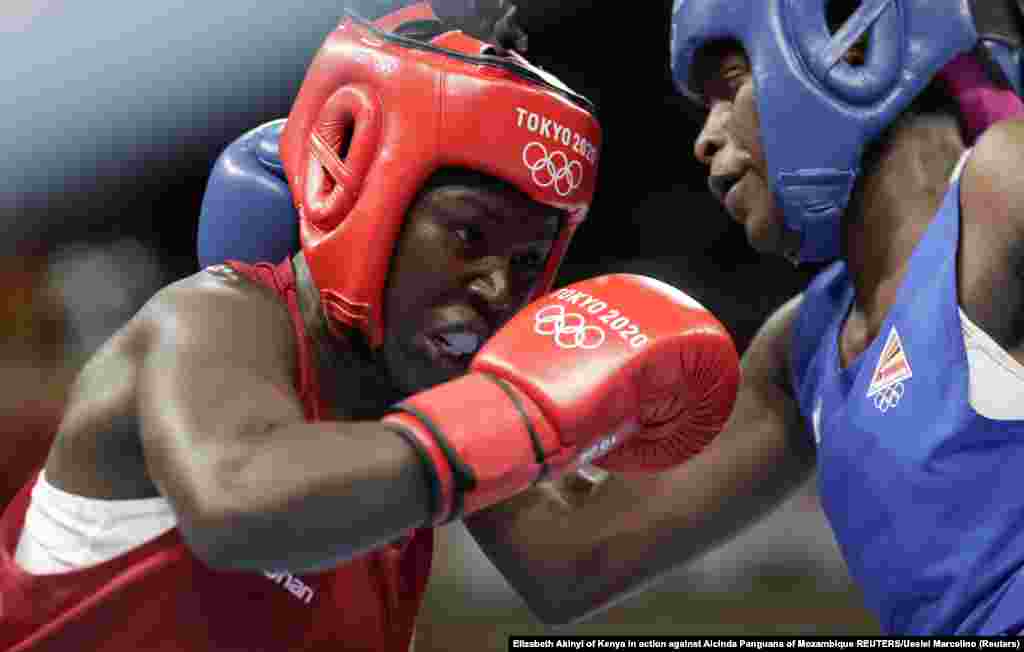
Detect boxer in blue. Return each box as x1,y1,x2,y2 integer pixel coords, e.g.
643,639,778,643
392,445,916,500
671,0,1024,634
197,0,1024,636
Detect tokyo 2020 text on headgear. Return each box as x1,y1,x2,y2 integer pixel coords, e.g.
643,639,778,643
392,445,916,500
279,2,602,347
670,0,1024,263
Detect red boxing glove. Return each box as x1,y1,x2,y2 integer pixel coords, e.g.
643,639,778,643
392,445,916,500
382,274,740,525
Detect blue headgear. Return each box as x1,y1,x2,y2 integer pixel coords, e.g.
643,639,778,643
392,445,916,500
671,0,1024,262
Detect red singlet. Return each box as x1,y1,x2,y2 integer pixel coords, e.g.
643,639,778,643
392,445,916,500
0,259,434,651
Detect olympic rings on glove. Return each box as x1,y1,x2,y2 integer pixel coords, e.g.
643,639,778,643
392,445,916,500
533,304,605,349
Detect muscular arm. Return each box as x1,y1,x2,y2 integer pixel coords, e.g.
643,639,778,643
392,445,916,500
137,268,430,572
464,296,814,624
958,118,1024,360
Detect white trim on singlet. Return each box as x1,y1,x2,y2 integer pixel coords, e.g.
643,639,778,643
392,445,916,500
13,471,176,575
952,148,1024,419
13,474,422,649
960,309,1024,420
951,148,971,183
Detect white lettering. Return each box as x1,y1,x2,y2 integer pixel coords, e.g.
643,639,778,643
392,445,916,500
263,570,315,605
578,295,600,310
554,290,650,349
514,107,597,164
540,117,552,138
515,107,528,127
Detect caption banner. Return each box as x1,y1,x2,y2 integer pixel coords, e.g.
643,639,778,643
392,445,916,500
509,638,1022,651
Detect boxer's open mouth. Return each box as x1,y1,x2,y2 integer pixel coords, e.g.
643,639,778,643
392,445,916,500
708,172,743,205
424,326,487,369
433,330,482,358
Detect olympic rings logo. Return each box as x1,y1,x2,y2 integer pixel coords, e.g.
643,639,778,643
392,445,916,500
533,304,605,350
872,382,905,413
522,141,583,197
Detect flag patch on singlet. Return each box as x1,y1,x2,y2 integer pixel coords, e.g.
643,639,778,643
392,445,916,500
867,326,913,398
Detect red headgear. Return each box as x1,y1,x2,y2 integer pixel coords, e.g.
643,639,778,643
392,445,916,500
280,3,602,347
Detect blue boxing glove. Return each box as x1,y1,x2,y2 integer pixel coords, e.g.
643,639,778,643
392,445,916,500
197,118,300,268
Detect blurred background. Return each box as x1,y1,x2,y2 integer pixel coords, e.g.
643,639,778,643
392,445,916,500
0,0,878,646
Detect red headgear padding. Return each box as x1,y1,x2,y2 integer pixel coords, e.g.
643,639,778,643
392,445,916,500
280,3,602,347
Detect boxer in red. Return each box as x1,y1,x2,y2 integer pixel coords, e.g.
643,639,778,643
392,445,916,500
0,4,739,649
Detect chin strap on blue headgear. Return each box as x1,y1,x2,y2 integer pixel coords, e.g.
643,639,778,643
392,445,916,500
671,0,1024,263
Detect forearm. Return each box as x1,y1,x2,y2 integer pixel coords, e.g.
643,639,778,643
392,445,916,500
466,392,814,624
467,295,814,625
180,420,430,572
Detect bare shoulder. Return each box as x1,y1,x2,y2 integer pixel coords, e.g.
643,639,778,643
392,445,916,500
50,265,297,496
958,119,1024,349
964,118,1024,194
133,264,292,356
962,118,1024,239
140,264,290,332
68,264,296,434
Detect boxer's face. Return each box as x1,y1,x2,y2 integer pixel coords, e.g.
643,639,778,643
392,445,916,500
692,43,793,258
379,176,561,394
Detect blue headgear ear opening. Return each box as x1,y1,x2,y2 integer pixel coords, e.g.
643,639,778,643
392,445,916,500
798,0,904,105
